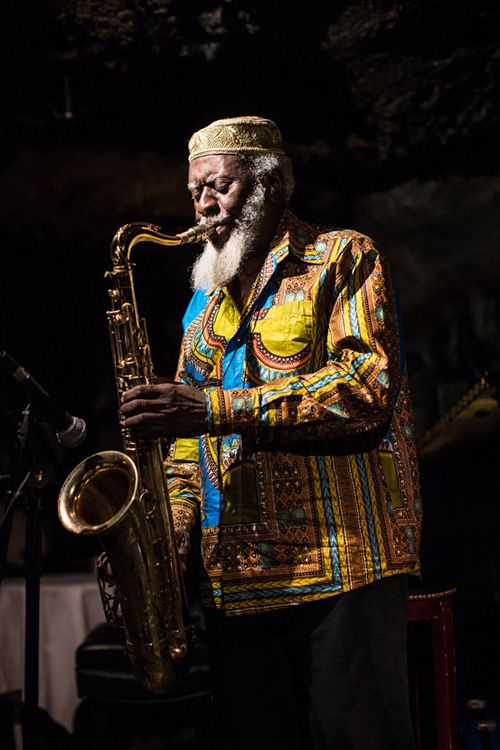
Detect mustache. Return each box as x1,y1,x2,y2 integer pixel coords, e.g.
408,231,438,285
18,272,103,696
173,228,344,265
197,213,230,227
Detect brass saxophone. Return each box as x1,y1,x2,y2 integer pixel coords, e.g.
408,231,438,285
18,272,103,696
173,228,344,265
58,222,213,694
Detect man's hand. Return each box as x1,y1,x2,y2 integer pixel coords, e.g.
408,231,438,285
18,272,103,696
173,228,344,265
120,383,208,439
176,529,191,575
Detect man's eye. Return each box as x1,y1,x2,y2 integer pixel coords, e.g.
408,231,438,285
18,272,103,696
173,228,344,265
214,180,231,193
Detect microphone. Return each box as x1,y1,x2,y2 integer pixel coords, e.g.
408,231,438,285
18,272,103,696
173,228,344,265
0,351,87,448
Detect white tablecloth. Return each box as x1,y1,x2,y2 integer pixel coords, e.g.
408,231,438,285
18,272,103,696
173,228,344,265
0,573,104,732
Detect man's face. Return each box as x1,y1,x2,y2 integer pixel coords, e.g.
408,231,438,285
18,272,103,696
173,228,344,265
187,154,253,248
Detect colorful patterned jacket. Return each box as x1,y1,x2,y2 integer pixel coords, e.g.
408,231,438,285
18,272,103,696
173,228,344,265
166,211,422,615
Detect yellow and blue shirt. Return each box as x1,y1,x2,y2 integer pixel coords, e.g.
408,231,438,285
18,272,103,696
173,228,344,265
166,211,422,615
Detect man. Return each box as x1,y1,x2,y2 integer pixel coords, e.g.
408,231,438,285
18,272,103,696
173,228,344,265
121,116,422,749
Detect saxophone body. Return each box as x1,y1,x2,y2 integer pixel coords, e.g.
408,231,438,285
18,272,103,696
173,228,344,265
58,222,212,694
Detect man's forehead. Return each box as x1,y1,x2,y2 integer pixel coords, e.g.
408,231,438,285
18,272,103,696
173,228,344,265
187,153,244,184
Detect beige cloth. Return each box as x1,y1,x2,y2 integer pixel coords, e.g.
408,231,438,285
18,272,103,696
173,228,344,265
0,573,103,732
188,115,285,161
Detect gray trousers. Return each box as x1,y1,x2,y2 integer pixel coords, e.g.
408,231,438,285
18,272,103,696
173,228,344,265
204,574,416,750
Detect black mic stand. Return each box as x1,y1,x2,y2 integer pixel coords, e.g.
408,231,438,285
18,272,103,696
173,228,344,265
0,402,56,750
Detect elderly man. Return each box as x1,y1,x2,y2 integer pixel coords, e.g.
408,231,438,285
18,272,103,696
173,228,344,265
121,116,421,750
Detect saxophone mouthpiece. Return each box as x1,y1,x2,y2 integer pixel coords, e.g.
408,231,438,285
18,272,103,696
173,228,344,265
176,224,215,244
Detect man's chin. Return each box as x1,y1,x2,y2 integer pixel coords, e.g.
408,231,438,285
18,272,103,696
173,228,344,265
210,224,232,247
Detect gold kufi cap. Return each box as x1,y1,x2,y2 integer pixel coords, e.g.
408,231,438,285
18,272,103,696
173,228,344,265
188,116,285,162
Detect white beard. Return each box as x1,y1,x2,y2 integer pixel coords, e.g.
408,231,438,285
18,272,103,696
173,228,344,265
190,182,267,291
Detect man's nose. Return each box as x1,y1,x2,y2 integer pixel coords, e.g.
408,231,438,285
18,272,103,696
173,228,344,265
197,187,218,215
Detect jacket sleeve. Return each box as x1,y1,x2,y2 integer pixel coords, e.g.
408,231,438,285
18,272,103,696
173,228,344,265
205,237,402,448
165,438,201,534
164,346,202,533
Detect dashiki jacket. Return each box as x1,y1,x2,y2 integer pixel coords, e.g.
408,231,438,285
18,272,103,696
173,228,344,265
166,211,422,615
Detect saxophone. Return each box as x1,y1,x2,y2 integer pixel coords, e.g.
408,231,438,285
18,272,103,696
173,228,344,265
58,222,213,694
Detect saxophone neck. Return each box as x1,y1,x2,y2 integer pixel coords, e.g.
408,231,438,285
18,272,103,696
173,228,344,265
110,222,215,267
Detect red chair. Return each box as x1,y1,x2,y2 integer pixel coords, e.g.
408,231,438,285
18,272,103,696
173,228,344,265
408,587,459,750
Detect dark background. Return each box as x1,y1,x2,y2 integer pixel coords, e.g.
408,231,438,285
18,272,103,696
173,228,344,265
1,0,500,717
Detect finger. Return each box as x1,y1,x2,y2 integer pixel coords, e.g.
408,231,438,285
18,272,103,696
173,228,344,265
121,398,166,417
176,530,190,552
121,413,175,439
121,412,161,428
121,384,166,403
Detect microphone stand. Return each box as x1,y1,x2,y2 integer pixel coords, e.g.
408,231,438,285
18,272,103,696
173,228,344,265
0,402,54,750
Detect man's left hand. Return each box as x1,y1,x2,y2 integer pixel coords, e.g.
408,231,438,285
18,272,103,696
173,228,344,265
120,383,208,439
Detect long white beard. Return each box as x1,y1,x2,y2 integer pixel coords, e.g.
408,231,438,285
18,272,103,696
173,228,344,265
190,183,267,291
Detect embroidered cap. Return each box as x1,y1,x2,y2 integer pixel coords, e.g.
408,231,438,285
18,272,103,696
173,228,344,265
188,116,285,162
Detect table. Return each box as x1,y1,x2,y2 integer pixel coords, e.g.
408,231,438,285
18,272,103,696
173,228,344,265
0,573,104,733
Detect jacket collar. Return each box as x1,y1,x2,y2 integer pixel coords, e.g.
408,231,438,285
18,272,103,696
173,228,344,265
269,210,327,265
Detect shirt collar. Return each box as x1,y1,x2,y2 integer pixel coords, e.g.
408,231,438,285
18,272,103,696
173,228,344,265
268,210,326,265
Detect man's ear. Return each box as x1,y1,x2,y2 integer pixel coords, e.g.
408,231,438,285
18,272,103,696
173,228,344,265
266,169,283,204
